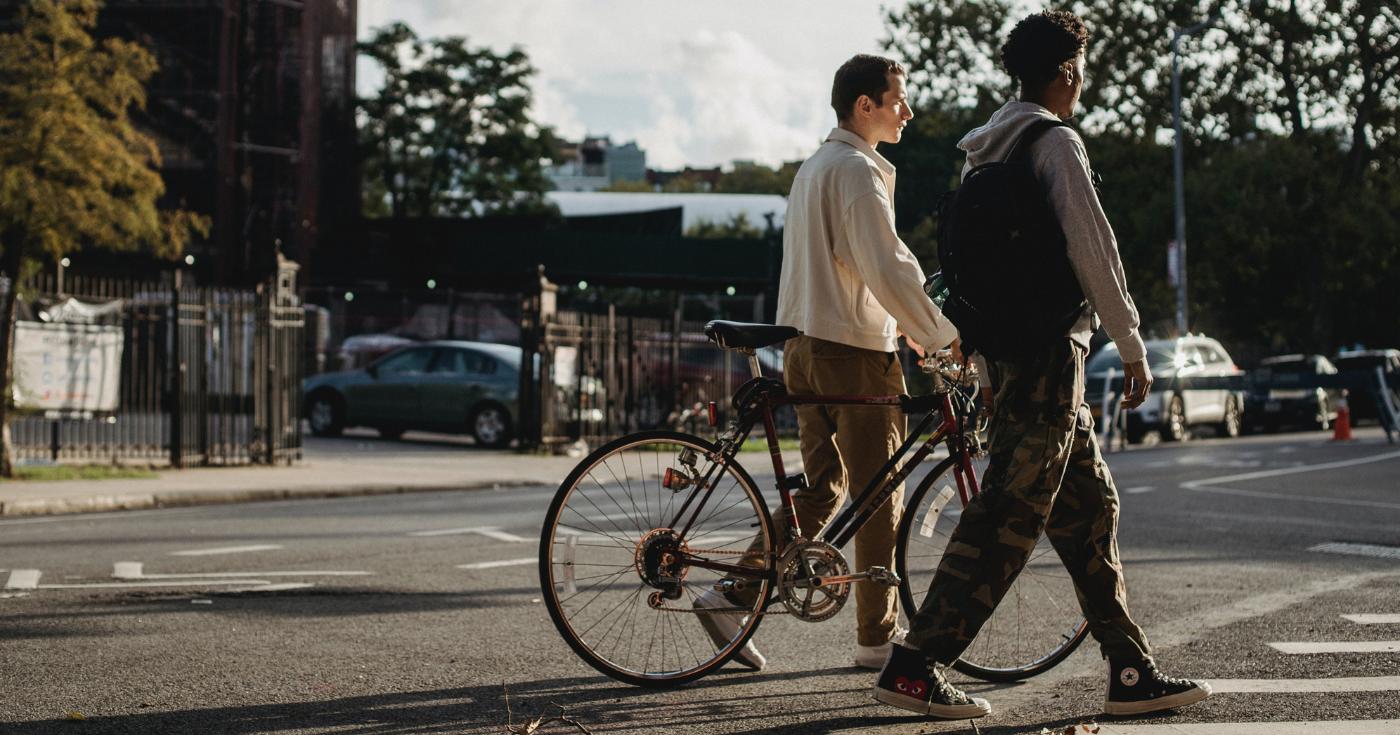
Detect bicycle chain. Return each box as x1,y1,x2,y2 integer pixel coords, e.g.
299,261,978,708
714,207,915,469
647,546,788,615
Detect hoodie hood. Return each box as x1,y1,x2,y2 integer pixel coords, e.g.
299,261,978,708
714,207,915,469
957,101,1063,172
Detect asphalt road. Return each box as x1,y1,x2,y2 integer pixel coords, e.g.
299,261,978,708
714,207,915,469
2,428,1399,735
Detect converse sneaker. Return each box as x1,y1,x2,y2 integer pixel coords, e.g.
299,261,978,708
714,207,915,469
693,588,766,670
873,643,991,719
1104,657,1211,716
854,626,908,669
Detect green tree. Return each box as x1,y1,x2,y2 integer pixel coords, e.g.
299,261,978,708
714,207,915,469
600,179,655,192
884,1,1400,354
0,0,207,476
358,23,562,217
685,212,766,239
716,161,801,195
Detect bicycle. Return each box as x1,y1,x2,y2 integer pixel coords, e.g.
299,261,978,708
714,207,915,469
539,320,1089,688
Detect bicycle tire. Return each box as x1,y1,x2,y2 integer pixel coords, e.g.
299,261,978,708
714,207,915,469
896,455,1090,682
539,430,775,688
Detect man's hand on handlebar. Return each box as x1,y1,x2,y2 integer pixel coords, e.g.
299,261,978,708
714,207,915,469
1121,359,1153,410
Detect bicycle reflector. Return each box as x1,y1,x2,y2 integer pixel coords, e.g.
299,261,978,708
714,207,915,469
707,401,718,426
663,467,676,489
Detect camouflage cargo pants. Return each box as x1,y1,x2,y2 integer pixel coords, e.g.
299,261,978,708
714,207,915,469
904,339,1152,664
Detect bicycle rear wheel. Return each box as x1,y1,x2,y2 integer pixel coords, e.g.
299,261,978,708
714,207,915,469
539,430,775,687
896,455,1089,682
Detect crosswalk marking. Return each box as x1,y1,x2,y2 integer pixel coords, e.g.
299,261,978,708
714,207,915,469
1211,676,1400,693
1342,613,1400,624
1309,542,1400,560
4,569,41,590
410,526,528,542
1269,641,1400,654
171,544,284,556
1123,486,1155,494
1095,721,1400,735
458,558,535,570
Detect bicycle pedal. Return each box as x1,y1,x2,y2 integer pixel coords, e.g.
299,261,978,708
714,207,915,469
863,566,902,588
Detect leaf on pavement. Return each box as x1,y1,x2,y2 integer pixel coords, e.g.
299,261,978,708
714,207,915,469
65,711,86,721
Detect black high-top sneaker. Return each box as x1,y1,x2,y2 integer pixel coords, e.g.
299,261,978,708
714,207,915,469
1104,657,1212,716
873,643,991,719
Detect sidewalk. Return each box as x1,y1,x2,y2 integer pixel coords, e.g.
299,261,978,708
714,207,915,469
0,434,800,517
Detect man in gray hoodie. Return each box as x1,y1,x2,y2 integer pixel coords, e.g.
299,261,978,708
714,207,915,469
873,11,1211,720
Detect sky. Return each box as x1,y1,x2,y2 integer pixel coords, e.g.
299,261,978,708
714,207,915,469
357,1,906,170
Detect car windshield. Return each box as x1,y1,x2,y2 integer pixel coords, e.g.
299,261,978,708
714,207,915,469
1086,344,1177,373
1261,358,1312,374
1334,355,1383,370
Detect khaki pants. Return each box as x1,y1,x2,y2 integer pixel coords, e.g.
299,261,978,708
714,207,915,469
782,335,908,647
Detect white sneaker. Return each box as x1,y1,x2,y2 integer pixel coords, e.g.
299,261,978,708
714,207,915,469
855,627,908,669
693,589,766,670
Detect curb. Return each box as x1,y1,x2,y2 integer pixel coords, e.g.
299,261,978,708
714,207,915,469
0,479,548,518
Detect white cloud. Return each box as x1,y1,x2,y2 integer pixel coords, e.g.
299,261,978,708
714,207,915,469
357,1,904,168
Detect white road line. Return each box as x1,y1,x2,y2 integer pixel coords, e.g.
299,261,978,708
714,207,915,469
1181,449,1400,488
4,569,41,590
1123,486,1155,494
171,544,284,556
1211,676,1400,693
234,583,314,592
112,563,370,580
1187,484,1400,511
409,526,528,542
458,558,535,570
1343,614,1400,624
1269,641,1400,654
1095,721,1400,735
1310,542,1400,560
38,580,274,590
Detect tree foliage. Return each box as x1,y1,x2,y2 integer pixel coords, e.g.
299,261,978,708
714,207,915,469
716,161,802,195
0,0,208,476
884,0,1400,358
685,212,767,240
358,23,561,218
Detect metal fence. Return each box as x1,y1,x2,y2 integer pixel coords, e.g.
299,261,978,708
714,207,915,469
530,305,792,449
5,264,304,466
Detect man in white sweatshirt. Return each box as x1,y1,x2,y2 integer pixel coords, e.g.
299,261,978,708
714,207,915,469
874,11,1210,720
696,54,960,672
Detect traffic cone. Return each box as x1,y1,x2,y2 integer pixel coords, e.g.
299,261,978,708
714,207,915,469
1332,390,1353,441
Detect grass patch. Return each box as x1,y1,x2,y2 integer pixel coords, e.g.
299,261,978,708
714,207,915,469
8,465,158,482
739,436,802,452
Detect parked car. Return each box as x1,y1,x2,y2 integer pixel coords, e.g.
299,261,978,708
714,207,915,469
1332,348,1400,425
1244,354,1341,432
334,333,415,371
303,340,522,448
1085,335,1245,443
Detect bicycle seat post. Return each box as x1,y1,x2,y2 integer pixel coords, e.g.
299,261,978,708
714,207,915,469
744,348,762,379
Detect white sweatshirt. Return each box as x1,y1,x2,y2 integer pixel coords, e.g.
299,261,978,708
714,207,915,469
958,101,1147,364
776,128,959,353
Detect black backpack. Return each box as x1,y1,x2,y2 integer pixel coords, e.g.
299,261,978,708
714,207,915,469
934,118,1088,362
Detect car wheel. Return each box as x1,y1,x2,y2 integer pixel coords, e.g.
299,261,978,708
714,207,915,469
470,403,513,449
1218,396,1242,438
1163,395,1187,442
307,391,344,438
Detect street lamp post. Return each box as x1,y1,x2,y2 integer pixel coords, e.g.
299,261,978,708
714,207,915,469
1170,15,1216,337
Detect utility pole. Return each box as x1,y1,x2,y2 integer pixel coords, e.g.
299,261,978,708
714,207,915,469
1171,14,1216,336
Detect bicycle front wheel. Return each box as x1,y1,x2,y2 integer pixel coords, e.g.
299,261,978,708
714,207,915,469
896,455,1089,682
539,430,775,687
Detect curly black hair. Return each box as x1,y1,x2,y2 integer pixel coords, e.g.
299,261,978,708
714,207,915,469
1001,10,1089,92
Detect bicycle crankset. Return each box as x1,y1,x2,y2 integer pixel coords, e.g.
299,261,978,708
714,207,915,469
777,540,904,622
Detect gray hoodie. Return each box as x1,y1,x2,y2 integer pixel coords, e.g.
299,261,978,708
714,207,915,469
958,101,1146,364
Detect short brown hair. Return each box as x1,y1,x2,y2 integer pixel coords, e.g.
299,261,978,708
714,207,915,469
831,54,906,123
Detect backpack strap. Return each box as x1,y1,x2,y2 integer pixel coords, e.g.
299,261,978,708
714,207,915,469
1005,118,1071,163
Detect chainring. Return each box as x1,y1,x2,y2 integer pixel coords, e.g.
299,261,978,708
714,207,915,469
777,540,851,622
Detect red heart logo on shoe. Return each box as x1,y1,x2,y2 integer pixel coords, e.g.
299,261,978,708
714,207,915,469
895,675,910,692
909,680,928,697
